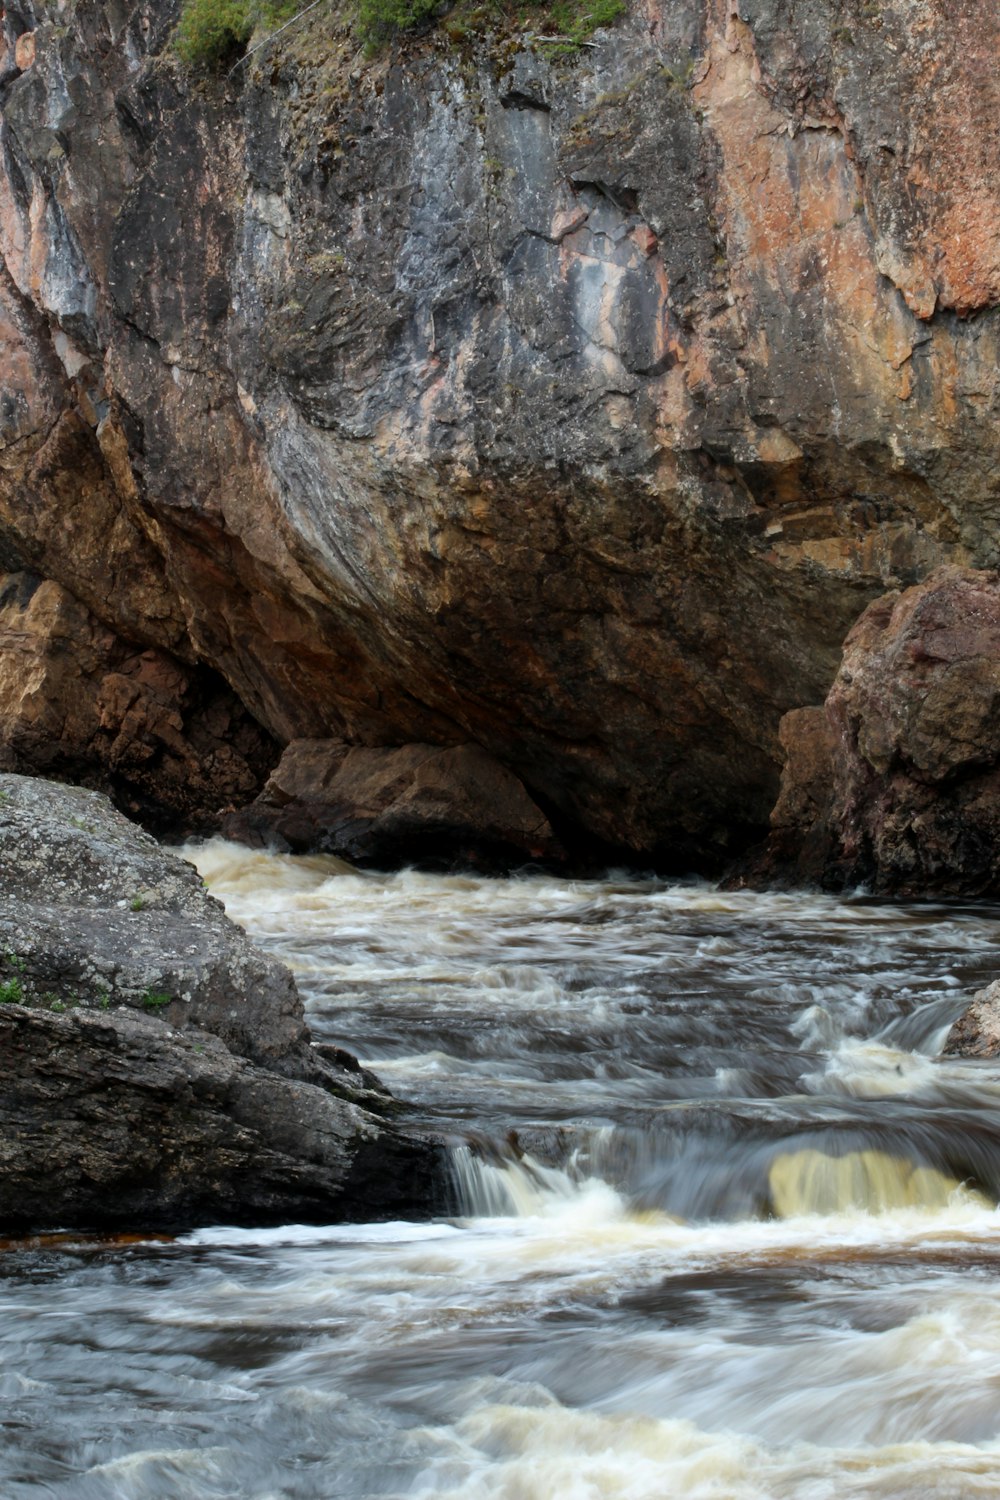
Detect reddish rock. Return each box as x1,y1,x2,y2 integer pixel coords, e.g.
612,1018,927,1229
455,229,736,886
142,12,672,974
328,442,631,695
743,569,1000,895
0,572,277,833
824,568,1000,894
13,31,34,71
224,738,565,870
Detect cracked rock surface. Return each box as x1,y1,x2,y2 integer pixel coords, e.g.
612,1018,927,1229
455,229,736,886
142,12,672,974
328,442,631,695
0,0,998,865
0,774,444,1231
735,568,1000,897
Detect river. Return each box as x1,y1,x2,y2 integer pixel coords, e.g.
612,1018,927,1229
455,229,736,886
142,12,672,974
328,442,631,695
5,843,1000,1498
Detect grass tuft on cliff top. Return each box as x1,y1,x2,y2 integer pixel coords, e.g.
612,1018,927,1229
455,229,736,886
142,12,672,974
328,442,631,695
174,0,624,64
174,0,299,67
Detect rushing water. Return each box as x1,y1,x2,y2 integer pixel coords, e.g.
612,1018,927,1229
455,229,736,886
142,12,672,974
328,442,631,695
6,846,1000,1498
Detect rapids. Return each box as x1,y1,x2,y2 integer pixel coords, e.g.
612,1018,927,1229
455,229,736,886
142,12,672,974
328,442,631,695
5,844,1000,1498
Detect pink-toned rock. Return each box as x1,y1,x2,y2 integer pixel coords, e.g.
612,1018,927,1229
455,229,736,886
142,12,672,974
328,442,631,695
13,31,34,71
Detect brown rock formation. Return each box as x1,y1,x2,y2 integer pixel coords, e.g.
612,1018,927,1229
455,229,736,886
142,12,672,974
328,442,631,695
224,737,565,868
741,568,1000,896
0,570,277,832
0,0,998,863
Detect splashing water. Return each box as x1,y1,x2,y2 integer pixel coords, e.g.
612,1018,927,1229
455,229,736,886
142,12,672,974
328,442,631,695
5,844,1000,1498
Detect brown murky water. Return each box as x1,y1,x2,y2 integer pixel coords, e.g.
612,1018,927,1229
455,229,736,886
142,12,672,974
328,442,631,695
4,843,1000,1498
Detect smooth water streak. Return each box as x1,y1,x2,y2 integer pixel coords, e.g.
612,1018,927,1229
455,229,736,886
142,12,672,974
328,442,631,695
4,844,1000,1498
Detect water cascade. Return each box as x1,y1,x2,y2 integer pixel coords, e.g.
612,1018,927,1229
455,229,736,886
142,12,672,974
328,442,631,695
4,845,1000,1497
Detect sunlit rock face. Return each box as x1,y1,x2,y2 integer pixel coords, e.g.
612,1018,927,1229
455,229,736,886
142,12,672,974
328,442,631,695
0,0,998,863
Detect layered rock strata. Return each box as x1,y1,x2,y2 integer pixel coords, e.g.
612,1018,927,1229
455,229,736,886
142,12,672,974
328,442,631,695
0,774,443,1231
0,1,998,863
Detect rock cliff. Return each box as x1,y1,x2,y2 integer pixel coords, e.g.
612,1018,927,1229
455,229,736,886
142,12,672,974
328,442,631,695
0,0,998,865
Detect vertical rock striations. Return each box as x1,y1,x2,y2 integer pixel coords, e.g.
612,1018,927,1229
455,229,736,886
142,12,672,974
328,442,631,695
0,0,998,864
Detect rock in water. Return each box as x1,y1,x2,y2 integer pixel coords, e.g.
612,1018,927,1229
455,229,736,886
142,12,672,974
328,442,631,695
0,774,443,1231
223,738,565,870
736,568,1000,897
944,983,1000,1060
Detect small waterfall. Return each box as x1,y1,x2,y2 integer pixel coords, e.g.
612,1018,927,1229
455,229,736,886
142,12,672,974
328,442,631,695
449,1143,625,1220
767,1146,990,1217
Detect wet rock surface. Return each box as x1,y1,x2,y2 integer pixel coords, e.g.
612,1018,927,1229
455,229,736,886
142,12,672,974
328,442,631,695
0,1006,440,1233
944,982,1000,1061
224,738,566,870
0,1,998,866
0,774,444,1230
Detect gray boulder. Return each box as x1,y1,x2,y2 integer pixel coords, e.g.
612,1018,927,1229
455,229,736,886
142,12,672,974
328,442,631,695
0,773,443,1230
944,983,1000,1061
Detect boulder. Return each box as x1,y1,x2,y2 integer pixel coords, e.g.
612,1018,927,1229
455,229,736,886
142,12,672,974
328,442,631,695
0,1005,439,1233
0,773,443,1230
737,568,1000,896
223,738,566,870
944,982,1000,1060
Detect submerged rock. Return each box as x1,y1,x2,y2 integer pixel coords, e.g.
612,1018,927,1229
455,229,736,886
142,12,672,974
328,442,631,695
736,569,1000,897
0,773,443,1231
223,738,565,870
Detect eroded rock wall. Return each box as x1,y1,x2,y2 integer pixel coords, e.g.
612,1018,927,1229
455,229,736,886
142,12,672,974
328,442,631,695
0,570,276,828
1,0,998,862
742,568,1000,897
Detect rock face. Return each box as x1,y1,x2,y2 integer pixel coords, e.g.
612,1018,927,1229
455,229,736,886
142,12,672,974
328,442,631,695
0,1,998,864
224,737,565,868
741,569,1000,896
0,571,277,833
0,774,443,1230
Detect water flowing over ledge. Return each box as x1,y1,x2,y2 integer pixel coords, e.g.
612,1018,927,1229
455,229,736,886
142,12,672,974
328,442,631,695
8,845,998,1496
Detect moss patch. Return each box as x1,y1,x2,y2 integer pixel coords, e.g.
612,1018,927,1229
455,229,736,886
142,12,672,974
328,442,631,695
174,0,300,67
174,0,626,65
